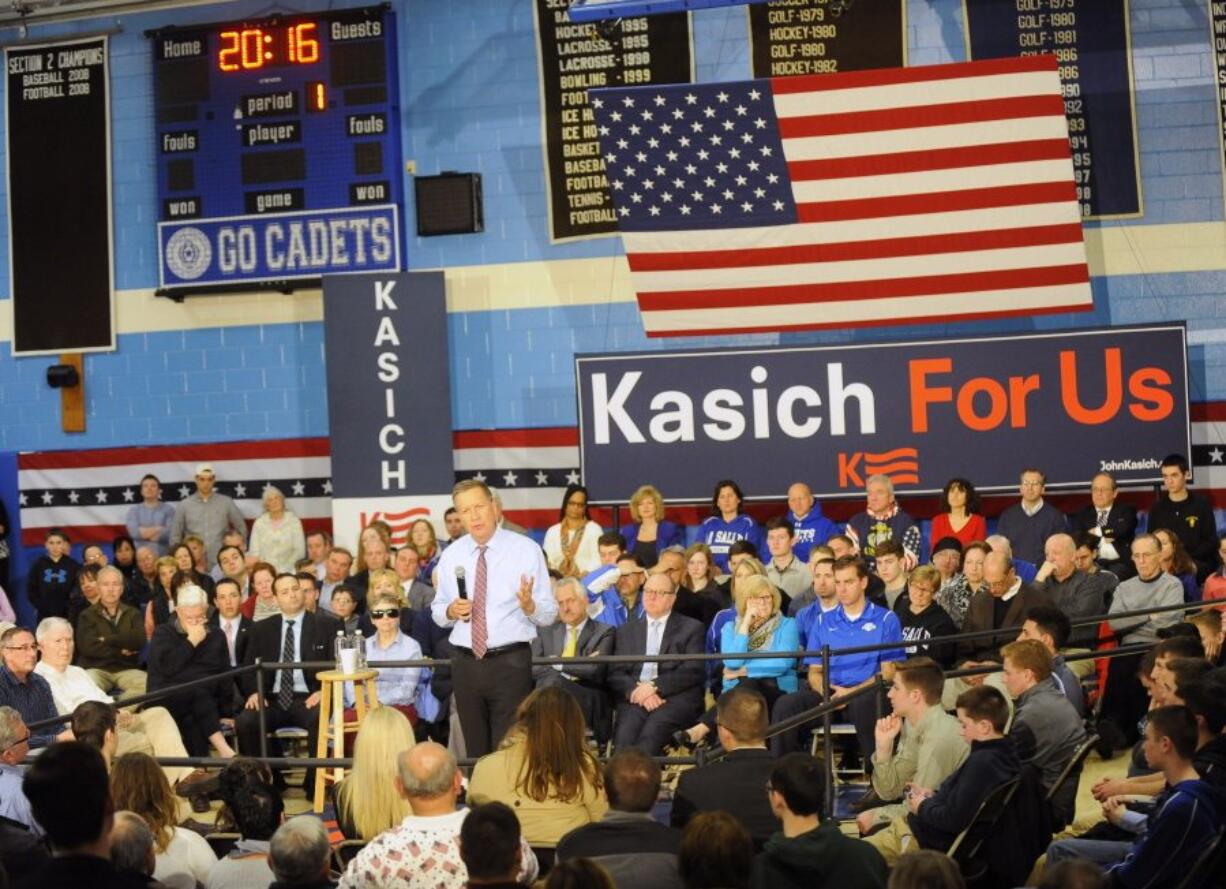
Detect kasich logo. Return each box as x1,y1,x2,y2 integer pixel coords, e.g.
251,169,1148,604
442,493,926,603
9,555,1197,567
838,448,920,489
165,227,212,280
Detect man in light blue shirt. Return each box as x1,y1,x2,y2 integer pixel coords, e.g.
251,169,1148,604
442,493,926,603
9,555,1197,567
433,480,557,756
0,706,41,835
125,474,176,557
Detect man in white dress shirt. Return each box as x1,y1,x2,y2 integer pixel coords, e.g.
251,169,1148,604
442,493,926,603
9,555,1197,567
432,480,558,757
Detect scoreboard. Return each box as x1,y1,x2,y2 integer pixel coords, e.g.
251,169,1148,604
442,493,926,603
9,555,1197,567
150,5,403,295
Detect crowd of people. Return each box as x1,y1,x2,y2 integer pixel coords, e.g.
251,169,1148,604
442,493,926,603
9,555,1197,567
0,453,1224,888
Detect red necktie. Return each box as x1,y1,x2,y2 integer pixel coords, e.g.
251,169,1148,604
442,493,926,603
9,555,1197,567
472,546,488,658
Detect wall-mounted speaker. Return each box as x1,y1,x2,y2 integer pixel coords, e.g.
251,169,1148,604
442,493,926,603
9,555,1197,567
414,172,484,236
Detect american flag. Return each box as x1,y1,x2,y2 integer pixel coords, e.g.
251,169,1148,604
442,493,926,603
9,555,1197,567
590,54,1093,337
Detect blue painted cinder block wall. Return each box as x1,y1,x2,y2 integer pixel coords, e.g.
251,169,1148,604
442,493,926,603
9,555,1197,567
0,0,1223,454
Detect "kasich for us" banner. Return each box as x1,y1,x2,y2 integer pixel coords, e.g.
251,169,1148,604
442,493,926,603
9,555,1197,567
576,323,1190,504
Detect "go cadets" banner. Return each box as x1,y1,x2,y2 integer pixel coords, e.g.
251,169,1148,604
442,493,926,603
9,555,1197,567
576,324,1190,503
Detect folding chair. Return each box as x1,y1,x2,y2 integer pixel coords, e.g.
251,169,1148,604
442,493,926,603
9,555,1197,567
332,839,367,874
1174,826,1226,889
945,775,1022,876
1046,734,1099,805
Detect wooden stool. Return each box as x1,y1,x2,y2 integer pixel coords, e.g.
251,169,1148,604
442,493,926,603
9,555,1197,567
313,669,379,812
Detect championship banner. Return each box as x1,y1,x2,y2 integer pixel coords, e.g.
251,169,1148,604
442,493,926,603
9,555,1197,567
322,272,456,550
533,0,694,242
576,324,1190,503
6,37,113,355
749,0,906,78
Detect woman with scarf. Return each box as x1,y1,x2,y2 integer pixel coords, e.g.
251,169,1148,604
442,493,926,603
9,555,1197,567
543,484,603,579
674,574,799,747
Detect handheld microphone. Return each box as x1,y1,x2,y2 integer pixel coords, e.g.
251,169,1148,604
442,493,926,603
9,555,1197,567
456,566,468,600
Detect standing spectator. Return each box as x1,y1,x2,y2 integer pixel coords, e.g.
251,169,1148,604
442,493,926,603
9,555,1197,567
76,567,147,700
169,463,247,567
620,485,683,570
700,480,762,573
110,753,217,887
408,519,443,585
544,485,604,579
26,528,79,621
247,486,306,574
556,750,683,889
678,812,754,889
929,478,987,551
268,818,333,889
17,741,148,889
1147,454,1219,582
333,706,416,841
783,482,837,565
432,480,556,758
995,469,1068,567
754,753,888,889
468,686,608,847
1068,472,1137,580
846,475,920,573
126,475,175,557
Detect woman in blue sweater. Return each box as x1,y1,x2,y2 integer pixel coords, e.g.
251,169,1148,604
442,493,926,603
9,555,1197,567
619,484,684,569
675,574,799,747
700,479,763,573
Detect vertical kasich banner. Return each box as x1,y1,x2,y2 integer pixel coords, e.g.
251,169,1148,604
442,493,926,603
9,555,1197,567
322,272,455,550
748,0,907,77
6,37,113,355
533,0,694,242
576,324,1190,503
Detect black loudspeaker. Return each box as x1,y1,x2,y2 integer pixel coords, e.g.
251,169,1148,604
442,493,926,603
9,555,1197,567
414,172,484,236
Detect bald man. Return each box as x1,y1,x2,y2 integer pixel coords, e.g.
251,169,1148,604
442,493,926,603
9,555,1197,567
1035,533,1110,647
784,482,836,564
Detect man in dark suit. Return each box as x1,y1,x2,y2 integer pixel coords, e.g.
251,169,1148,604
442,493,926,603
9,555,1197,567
236,573,340,781
608,573,705,754
670,685,779,849
958,552,1052,665
1068,471,1138,580
531,577,615,744
210,578,253,668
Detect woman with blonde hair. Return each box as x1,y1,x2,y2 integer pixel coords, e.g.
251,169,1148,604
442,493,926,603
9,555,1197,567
408,518,441,584
332,705,417,840
469,685,608,847
144,555,179,639
619,484,683,569
247,485,305,574
111,752,217,886
676,574,798,747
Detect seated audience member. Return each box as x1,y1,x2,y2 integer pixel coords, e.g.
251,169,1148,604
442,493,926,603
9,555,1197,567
1038,860,1107,889
1099,534,1185,749
887,850,966,889
1071,533,1121,597
110,810,161,889
144,557,177,639
1187,610,1223,665
334,706,416,841
340,742,538,889
754,752,888,889
319,547,354,612
329,584,362,635
784,483,837,564
589,553,647,628
531,577,615,745
1203,533,1226,607
205,766,282,889
34,616,193,785
1035,533,1111,646
787,547,836,616
678,543,729,625
678,812,754,889
209,578,252,668
0,707,39,833
17,741,146,889
893,566,959,667
672,687,778,847
996,468,1068,567
268,817,333,889
351,535,396,604
874,540,910,611
214,545,249,596
147,585,237,760
930,537,970,616
296,571,322,614
857,659,968,836
930,478,987,551
459,802,529,888
394,546,435,612
608,573,705,755
999,640,1087,827
1046,706,1224,887
541,859,616,889
700,479,762,573
620,484,683,570
67,564,102,627
865,686,1020,865
129,546,159,610
986,535,1038,584
677,577,798,748
764,518,811,602
240,562,279,621
544,484,605,579
172,541,215,600
354,592,422,723
556,749,683,889
845,474,920,573
949,541,990,626
72,700,120,769
1017,606,1086,716
110,753,217,888
1154,527,1200,603
1068,472,1138,580
76,566,147,700
0,626,70,747
771,557,904,763
469,686,607,847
